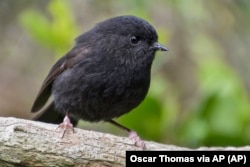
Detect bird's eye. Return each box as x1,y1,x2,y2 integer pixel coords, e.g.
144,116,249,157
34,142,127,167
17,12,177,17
130,36,140,45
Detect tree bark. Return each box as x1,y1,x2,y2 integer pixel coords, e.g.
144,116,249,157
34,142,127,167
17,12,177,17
0,117,249,167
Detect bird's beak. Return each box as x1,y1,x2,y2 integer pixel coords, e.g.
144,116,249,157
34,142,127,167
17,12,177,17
151,42,168,51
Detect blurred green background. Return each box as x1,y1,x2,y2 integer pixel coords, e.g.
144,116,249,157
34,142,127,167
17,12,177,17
1,0,250,148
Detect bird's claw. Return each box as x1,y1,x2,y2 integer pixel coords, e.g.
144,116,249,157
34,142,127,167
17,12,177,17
55,113,74,138
129,131,146,149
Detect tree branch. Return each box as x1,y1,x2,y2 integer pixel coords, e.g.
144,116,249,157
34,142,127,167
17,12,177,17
0,117,249,166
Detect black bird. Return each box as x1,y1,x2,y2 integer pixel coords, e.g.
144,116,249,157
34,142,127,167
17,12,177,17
31,15,168,148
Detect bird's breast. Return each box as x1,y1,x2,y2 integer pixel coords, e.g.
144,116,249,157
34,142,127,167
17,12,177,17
52,60,151,121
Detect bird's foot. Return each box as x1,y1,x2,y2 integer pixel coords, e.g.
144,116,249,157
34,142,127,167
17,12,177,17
108,120,146,149
55,113,74,138
128,131,146,149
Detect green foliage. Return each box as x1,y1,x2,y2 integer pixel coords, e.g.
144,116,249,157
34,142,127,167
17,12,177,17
178,58,250,147
176,30,250,147
19,0,78,57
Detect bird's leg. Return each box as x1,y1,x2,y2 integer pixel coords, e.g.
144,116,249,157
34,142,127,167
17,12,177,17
108,120,145,149
55,112,74,138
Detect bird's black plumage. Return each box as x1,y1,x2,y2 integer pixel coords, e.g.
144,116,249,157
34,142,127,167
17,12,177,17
31,15,168,146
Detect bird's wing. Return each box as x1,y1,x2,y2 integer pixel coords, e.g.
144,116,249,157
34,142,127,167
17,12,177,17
31,46,90,112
